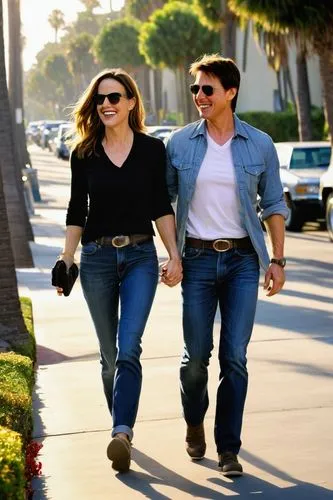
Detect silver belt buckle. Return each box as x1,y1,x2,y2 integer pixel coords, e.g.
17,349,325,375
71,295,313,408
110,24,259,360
111,235,130,248
212,239,231,252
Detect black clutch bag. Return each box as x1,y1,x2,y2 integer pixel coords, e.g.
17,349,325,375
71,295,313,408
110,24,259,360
52,260,79,297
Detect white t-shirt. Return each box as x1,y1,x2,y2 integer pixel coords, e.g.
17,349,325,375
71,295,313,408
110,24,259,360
186,133,247,239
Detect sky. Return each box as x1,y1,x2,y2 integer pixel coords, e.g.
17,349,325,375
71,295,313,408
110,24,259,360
19,0,125,71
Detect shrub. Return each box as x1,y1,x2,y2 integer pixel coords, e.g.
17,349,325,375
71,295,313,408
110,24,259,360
0,427,25,500
0,353,34,443
237,109,325,142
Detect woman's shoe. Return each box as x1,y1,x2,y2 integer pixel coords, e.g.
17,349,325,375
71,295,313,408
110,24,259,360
107,436,131,473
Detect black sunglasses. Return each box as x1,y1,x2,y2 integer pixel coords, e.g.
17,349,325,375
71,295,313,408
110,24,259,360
95,92,127,105
189,84,214,97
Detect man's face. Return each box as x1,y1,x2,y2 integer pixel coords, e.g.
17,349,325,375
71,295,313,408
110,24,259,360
191,71,236,121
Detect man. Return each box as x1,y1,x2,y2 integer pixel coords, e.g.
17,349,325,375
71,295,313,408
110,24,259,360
165,54,288,477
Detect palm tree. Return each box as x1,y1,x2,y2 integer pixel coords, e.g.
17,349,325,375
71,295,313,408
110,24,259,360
229,0,333,142
0,0,33,267
48,9,65,43
0,0,30,350
80,0,101,11
7,0,37,225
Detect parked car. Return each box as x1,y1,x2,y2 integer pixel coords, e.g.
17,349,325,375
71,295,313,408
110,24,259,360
319,158,333,241
275,141,331,231
147,125,179,143
54,122,73,160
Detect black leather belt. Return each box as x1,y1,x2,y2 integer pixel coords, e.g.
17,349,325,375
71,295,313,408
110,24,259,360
95,234,152,248
185,236,253,252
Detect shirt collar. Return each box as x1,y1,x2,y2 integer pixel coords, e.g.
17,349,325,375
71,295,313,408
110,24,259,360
189,114,249,140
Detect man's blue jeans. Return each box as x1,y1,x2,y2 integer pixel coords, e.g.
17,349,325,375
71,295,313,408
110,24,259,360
181,244,260,455
80,240,159,441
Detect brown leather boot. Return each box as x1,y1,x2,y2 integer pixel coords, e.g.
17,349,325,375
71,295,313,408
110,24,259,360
186,423,206,460
107,435,131,473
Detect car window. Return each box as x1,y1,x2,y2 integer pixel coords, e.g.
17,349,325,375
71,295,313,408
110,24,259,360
290,147,331,169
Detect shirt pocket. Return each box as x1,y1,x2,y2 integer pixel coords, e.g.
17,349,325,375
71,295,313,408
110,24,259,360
242,163,265,197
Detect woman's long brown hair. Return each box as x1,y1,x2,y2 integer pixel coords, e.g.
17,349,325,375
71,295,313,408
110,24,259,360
70,68,146,158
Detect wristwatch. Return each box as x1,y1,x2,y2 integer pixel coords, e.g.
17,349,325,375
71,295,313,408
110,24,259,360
270,258,286,268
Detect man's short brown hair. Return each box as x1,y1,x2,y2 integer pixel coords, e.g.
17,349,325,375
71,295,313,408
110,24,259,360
190,54,240,112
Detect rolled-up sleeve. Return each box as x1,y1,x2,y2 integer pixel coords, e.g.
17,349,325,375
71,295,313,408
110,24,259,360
66,150,88,227
151,140,174,220
259,138,289,221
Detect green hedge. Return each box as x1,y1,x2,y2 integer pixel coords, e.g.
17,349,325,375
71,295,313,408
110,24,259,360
238,108,325,142
0,297,36,499
0,427,25,500
0,352,34,444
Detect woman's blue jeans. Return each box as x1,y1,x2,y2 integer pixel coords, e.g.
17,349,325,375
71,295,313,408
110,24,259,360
181,245,260,455
80,240,159,441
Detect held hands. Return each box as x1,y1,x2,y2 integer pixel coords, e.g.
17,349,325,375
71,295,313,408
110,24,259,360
160,257,183,287
263,263,285,297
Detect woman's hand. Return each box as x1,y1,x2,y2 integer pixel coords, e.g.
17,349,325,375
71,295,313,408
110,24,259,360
160,257,183,287
56,253,74,296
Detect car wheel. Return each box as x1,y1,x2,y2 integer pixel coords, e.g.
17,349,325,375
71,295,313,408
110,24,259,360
284,194,304,232
326,192,333,242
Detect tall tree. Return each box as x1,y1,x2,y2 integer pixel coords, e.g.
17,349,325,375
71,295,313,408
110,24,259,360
48,9,65,43
0,0,33,267
229,0,333,143
67,32,96,95
126,0,167,122
139,1,219,124
194,0,237,60
80,0,101,11
7,0,34,234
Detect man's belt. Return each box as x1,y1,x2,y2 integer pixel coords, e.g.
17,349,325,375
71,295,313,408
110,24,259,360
95,234,152,248
185,236,253,252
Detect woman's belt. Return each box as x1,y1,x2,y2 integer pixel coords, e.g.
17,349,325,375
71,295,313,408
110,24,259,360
95,234,152,248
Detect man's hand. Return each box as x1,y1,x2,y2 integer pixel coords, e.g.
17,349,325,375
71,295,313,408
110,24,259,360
160,258,183,287
263,263,285,296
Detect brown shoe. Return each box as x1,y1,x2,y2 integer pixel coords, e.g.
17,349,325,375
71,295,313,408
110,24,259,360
186,423,206,460
218,451,243,477
107,436,131,473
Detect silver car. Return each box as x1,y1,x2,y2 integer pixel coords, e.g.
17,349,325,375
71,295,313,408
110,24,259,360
320,156,333,242
275,141,331,231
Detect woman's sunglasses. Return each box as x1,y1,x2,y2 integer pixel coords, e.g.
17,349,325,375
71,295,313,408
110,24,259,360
95,92,127,105
189,84,214,97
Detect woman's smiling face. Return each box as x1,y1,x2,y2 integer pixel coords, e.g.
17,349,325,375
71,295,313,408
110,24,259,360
96,78,135,129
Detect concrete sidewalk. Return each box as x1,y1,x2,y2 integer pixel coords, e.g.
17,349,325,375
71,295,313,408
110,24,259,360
17,151,333,499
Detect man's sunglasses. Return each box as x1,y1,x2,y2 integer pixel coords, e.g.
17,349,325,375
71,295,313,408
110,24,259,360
189,84,214,97
95,92,127,105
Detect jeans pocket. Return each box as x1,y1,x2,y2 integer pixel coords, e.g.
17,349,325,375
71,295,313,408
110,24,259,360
133,240,156,254
183,246,203,260
234,247,257,258
81,242,99,256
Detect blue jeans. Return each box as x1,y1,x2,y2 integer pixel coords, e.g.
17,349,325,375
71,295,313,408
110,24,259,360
80,240,159,441
181,245,260,455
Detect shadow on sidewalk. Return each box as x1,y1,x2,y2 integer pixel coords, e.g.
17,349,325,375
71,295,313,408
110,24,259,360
116,448,333,499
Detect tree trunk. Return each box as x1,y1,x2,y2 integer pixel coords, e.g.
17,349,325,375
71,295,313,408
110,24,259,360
0,0,29,349
318,45,333,145
296,47,312,141
0,1,33,267
276,69,284,111
175,68,185,125
220,2,237,61
7,0,34,240
153,68,162,124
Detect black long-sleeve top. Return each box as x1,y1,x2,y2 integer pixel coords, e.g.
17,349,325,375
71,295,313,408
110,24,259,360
66,132,174,244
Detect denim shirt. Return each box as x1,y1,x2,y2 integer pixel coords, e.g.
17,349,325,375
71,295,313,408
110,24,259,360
166,115,289,270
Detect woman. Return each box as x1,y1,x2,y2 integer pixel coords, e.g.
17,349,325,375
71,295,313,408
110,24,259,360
56,68,182,473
